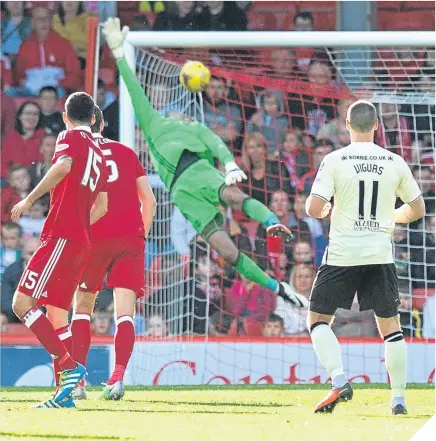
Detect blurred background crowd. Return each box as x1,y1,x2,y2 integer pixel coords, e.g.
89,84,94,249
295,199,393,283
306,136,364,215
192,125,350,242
1,1,435,340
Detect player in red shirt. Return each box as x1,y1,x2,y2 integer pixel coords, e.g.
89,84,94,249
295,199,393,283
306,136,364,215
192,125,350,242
71,106,156,401
11,93,108,408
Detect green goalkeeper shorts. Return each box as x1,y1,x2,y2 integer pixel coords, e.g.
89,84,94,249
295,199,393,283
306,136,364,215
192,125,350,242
171,159,226,239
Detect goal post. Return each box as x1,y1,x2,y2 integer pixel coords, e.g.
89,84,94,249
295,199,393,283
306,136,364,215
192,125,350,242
118,31,435,386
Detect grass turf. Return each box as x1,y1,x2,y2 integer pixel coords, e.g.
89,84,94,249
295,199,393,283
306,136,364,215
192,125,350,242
0,385,434,441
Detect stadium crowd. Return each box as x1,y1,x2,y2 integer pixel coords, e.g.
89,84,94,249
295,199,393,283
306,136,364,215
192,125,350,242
1,1,435,340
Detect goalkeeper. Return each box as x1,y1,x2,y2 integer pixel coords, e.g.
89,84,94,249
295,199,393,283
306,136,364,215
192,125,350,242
103,18,306,307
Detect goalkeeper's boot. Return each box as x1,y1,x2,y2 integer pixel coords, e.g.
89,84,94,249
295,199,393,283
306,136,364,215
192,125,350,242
73,379,87,400
266,223,293,243
53,362,86,404
101,381,125,401
314,382,353,413
392,404,407,415
278,282,309,308
32,395,75,409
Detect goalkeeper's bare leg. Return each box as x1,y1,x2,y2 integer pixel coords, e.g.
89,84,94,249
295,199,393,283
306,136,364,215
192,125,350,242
220,185,293,241
207,229,305,307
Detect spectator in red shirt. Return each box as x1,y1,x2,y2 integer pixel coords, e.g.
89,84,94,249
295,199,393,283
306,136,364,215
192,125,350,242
375,103,412,162
8,5,81,97
1,101,45,177
228,275,276,323
0,92,16,144
1,165,31,224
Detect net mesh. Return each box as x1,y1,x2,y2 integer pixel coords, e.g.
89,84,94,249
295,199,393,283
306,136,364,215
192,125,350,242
127,45,435,385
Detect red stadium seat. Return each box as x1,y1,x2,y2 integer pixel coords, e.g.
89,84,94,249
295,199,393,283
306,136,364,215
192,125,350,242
376,1,403,11
378,10,435,31
247,11,278,31
413,289,435,311
403,1,435,10
250,1,298,14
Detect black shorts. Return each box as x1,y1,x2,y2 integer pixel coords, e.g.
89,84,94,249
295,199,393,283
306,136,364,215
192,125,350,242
309,263,400,318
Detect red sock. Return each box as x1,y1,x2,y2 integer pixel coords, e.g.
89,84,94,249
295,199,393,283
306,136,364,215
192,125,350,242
53,326,73,386
20,307,76,371
71,313,91,366
108,315,135,385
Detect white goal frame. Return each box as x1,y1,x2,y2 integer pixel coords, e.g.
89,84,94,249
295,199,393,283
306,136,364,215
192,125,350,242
119,30,435,148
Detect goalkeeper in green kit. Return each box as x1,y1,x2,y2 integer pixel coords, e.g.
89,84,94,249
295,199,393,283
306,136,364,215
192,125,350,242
103,18,307,307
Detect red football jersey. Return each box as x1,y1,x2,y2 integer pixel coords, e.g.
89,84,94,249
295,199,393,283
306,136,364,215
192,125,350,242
40,126,108,245
91,134,146,241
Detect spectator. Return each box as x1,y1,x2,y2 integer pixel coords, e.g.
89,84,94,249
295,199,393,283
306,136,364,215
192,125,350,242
278,129,310,188
248,89,290,153
208,310,233,336
264,48,301,79
240,133,293,206
332,299,378,337
1,54,13,91
153,1,202,31
412,166,435,215
1,101,45,177
11,5,81,97
102,98,119,141
170,207,196,256
0,222,23,278
294,11,314,32
18,198,47,237
29,133,56,206
293,12,314,72
255,190,311,268
305,61,336,134
1,165,31,224
275,263,313,335
317,98,354,149
398,280,422,338
293,191,327,266
39,86,64,135
1,236,40,322
91,311,113,335
228,275,276,323
52,1,95,69
292,241,314,264
262,313,285,338
0,313,8,333
299,138,334,194
1,1,32,64
96,78,116,111
0,92,16,145
200,1,247,31
422,294,435,338
375,103,412,162
203,76,242,148
393,224,410,279
145,314,168,338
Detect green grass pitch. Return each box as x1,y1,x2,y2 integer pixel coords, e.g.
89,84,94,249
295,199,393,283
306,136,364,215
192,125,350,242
1,385,434,441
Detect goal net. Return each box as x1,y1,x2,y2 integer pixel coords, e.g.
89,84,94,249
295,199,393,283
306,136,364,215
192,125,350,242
119,34,435,386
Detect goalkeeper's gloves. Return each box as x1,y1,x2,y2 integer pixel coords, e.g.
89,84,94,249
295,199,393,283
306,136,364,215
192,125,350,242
224,161,247,186
278,282,309,309
102,17,129,60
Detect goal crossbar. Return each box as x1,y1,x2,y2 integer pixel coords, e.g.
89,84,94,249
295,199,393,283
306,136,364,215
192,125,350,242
125,31,435,48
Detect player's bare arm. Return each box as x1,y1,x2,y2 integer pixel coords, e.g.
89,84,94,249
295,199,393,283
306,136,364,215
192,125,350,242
394,196,426,224
306,195,332,219
137,175,156,237
90,191,108,225
11,156,73,221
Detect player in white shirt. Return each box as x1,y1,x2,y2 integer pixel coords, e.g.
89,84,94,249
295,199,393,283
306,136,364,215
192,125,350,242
305,100,426,415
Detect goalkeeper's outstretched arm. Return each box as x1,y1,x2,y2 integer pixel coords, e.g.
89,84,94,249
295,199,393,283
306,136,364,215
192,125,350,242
103,18,158,135
196,123,247,185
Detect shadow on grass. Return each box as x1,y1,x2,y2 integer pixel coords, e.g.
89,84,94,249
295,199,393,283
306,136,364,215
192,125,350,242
122,399,295,408
78,407,275,415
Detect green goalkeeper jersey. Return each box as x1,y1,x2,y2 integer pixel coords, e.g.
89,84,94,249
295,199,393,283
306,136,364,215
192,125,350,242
117,58,235,190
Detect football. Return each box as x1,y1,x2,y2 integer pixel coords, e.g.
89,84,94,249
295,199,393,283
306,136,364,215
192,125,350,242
179,61,211,93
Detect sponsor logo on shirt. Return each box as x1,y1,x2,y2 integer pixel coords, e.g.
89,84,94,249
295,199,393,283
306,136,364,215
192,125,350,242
353,220,380,232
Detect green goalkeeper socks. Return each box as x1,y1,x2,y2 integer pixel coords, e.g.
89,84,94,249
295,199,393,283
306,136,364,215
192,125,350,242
234,253,279,292
242,198,279,227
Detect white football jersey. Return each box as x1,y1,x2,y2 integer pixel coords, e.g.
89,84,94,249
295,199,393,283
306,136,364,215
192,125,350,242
310,142,421,266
